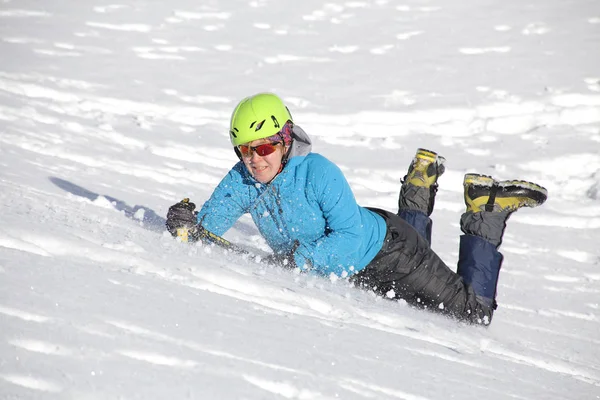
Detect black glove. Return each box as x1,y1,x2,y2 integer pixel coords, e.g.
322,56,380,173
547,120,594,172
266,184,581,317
166,198,199,242
263,240,300,269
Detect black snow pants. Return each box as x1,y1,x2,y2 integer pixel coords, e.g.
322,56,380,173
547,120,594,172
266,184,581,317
351,208,503,325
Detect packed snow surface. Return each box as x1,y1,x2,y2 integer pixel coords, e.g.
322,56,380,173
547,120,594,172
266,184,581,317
1,0,599,399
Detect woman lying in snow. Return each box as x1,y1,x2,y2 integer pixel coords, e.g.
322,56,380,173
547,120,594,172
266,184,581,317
166,93,547,325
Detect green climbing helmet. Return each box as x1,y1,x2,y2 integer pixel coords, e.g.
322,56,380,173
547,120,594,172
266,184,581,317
229,93,293,146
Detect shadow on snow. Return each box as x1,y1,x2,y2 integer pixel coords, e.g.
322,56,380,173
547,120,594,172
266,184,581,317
49,176,262,250
49,177,166,233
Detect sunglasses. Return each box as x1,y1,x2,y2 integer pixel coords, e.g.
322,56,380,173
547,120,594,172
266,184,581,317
237,142,283,158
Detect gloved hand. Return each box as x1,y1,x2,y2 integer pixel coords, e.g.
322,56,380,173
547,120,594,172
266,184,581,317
166,198,200,242
263,240,300,270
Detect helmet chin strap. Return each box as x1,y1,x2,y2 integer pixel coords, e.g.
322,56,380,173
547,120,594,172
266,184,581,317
234,146,243,162
266,130,292,182
269,142,291,183
279,141,291,168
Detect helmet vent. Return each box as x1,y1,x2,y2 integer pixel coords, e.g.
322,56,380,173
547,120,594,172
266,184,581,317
252,120,266,131
271,116,280,128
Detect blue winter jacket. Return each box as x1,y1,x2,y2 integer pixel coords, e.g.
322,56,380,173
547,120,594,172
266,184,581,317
196,125,387,278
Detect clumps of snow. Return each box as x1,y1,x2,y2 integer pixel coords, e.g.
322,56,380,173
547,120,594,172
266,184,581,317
117,350,198,368
0,374,62,393
8,339,73,356
243,375,323,399
555,250,595,263
584,77,600,92
521,22,550,35
587,170,600,200
479,338,492,352
459,47,511,55
133,208,146,220
92,196,115,209
0,306,51,323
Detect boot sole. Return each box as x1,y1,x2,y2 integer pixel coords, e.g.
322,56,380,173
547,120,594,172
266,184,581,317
498,181,548,205
464,174,548,210
464,174,547,195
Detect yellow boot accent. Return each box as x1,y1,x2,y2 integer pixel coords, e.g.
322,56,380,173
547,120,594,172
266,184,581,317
463,174,496,213
406,148,445,187
463,174,548,213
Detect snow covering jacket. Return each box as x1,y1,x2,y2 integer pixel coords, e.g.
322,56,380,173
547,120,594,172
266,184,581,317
196,125,387,277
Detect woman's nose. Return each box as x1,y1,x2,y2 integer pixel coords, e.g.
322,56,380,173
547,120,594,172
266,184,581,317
249,150,262,161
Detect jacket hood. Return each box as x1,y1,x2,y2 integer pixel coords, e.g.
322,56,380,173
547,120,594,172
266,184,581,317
287,124,312,159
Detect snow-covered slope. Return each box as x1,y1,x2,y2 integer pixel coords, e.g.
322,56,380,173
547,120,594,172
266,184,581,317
1,0,599,398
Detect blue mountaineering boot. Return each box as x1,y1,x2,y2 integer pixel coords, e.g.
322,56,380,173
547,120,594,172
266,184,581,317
461,173,548,246
463,173,548,214
398,148,446,216
398,148,446,244
458,173,548,322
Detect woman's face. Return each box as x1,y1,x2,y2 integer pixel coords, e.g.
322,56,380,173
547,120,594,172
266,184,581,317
239,138,287,184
